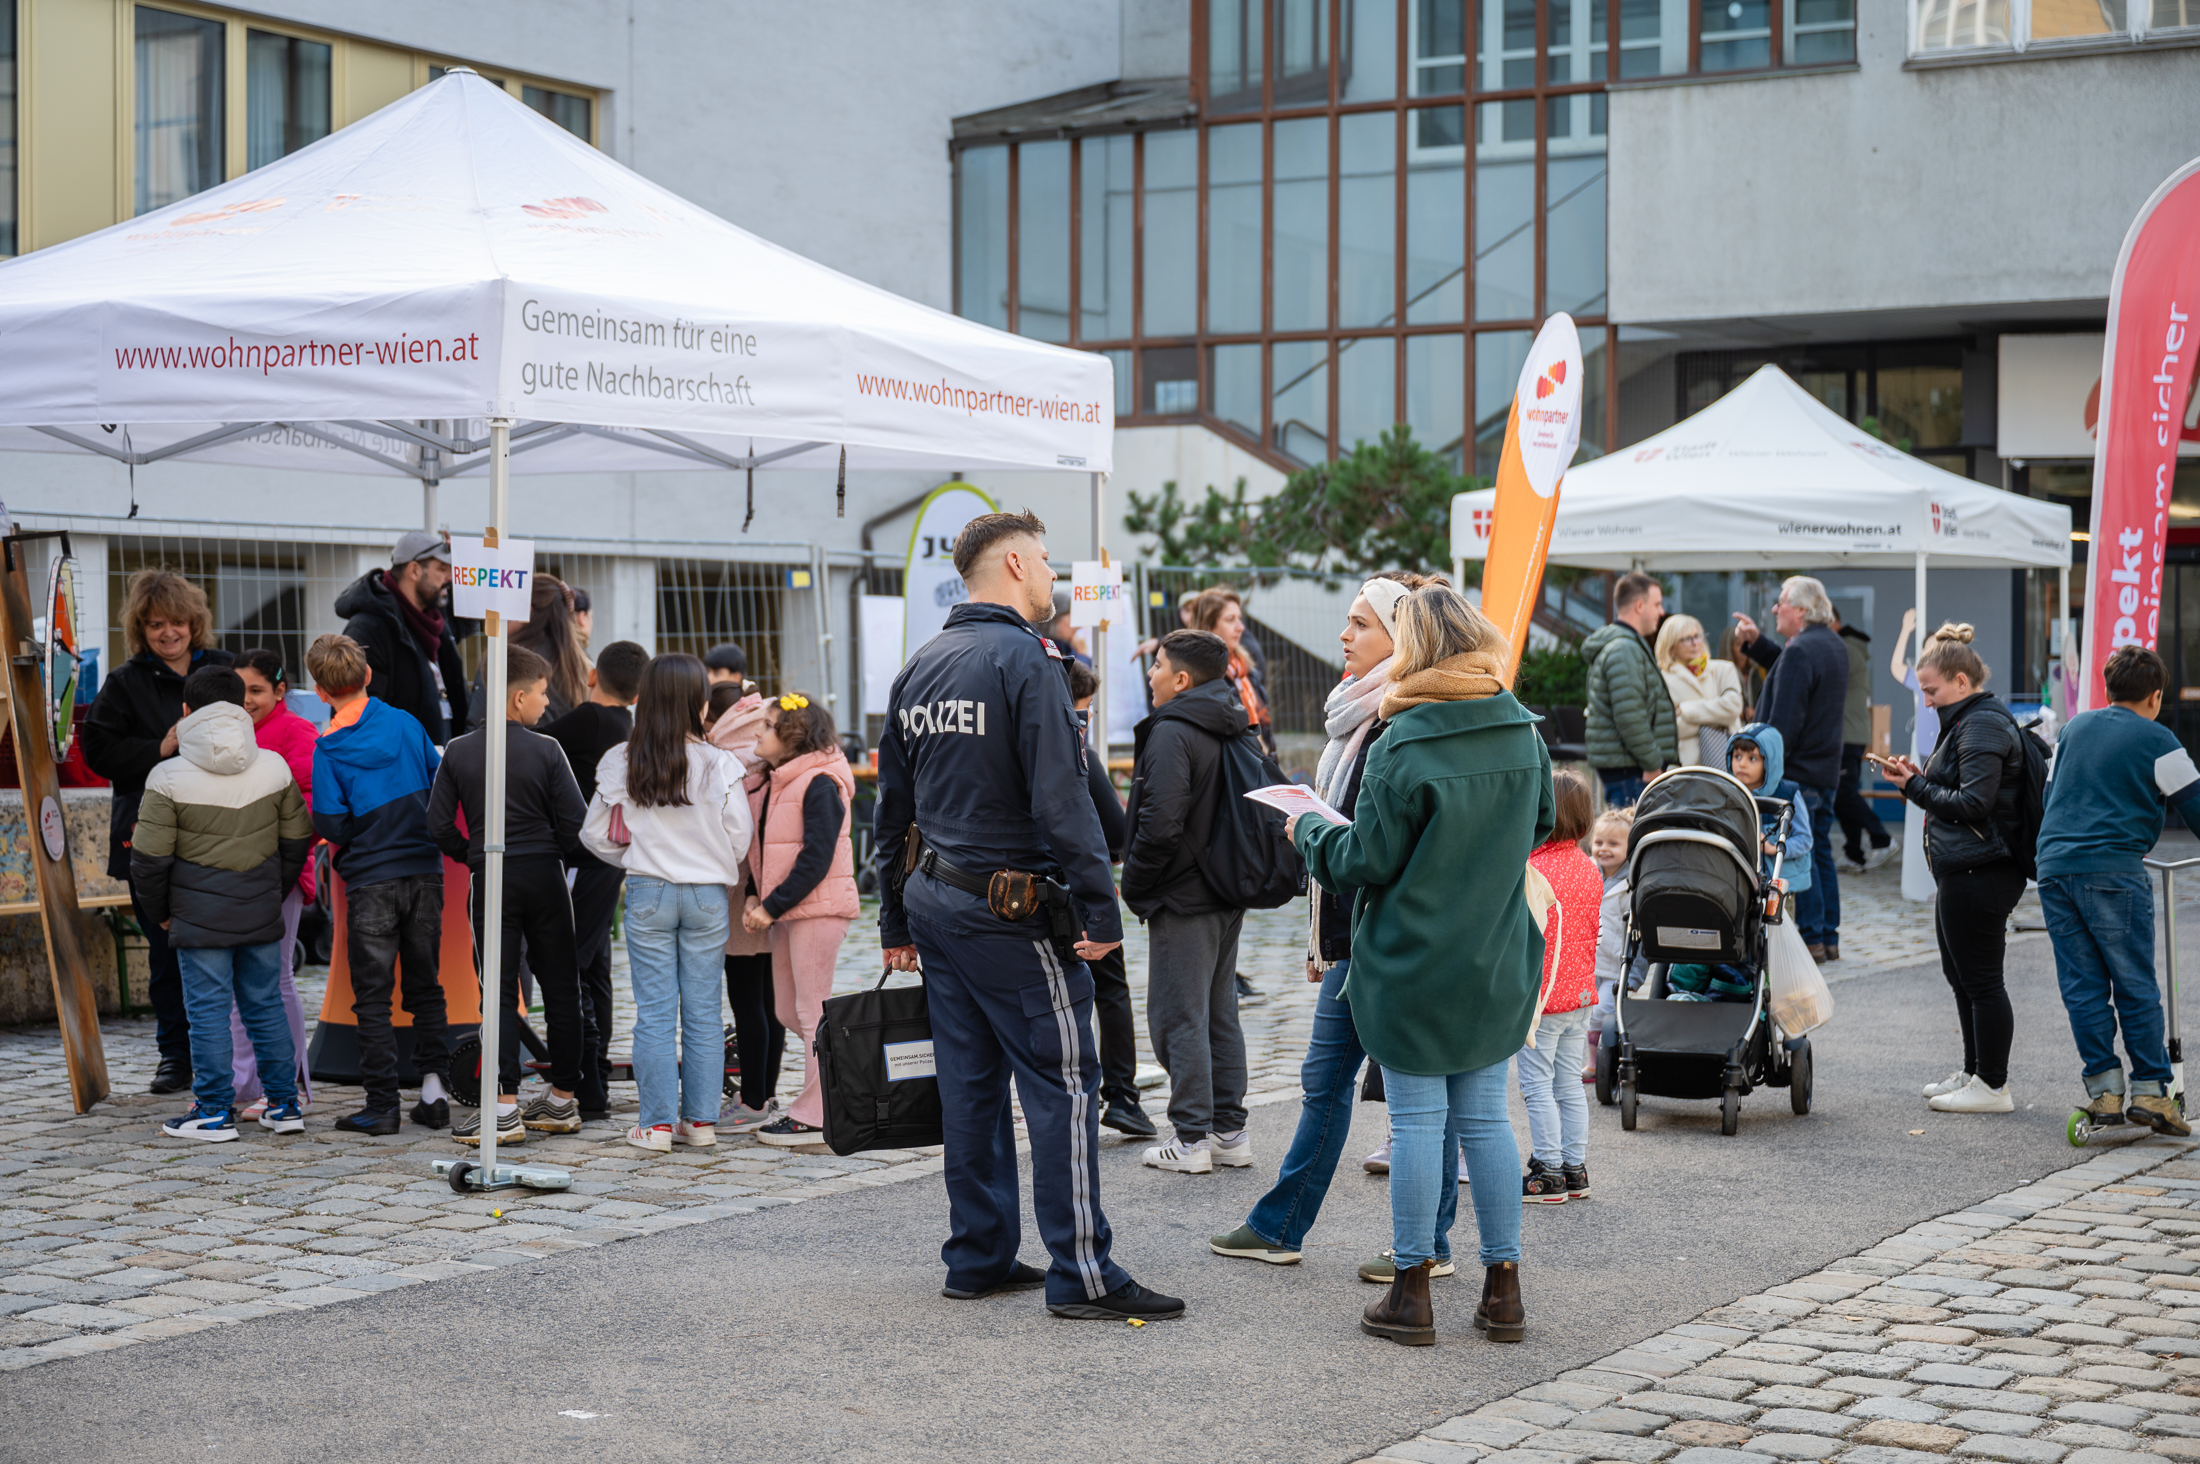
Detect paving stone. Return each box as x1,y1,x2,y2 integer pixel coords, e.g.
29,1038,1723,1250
1854,1421,1969,1451
1663,1423,1755,1449
2048,1427,2151,1450
1745,1437,1845,1460
1916,1364,2025,1388
17,1302,140,1331
1943,1411,2050,1436
1572,1410,1674,1436
1665,1447,1777,1464
2061,1449,2173,1464
1628,1395,1757,1425
1483,1400,1580,1429
1844,1447,1960,1464
2077,1369,2177,1391
1851,1399,1952,1425
1925,1389,2056,1415
1953,1439,2070,1464
1531,1431,1675,1463
1752,1410,1856,1437
2054,1406,2152,1430
1659,1379,1765,1402
1370,1440,1487,1464
1527,1383,1628,1410
1699,1360,1831,1388
1895,1344,1988,1364
2142,1416,2200,1439
1749,1389,1856,1412
2049,1327,2146,1347
1432,1419,1544,1449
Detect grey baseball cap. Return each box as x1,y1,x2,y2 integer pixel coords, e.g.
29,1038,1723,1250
392,530,452,566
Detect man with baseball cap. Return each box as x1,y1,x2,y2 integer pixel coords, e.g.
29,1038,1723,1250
332,530,470,743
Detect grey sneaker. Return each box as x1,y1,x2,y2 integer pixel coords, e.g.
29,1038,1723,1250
451,1106,527,1147
520,1093,581,1133
1359,1249,1456,1283
1211,1129,1253,1168
1209,1224,1300,1264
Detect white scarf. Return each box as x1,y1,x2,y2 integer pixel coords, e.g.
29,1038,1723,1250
1315,655,1394,804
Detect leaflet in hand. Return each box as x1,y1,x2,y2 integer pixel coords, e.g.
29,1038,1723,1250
1244,783,1351,825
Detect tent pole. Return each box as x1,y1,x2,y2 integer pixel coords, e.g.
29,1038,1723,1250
1090,471,1106,758
811,545,835,710
2058,559,2072,716
479,417,511,1173
1914,547,1928,760
1902,547,1933,903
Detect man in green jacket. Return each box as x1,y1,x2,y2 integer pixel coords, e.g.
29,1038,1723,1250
1582,572,1678,807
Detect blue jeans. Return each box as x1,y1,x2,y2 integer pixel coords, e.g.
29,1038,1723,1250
2042,872,2171,1096
1246,959,1366,1250
1515,1006,1590,1168
1792,783,1840,947
1385,1061,1522,1269
176,941,294,1115
624,877,731,1128
1600,774,1647,811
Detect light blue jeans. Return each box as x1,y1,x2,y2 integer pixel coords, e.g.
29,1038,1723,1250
623,877,731,1128
177,940,294,1116
1385,1060,1522,1269
1515,1006,1591,1168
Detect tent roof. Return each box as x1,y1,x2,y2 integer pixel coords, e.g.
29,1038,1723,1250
0,70,1111,480
1451,365,2071,570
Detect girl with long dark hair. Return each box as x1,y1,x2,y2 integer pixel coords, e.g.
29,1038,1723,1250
582,653,753,1153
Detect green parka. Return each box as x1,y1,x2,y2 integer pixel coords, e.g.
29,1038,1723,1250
1582,622,1678,772
1293,692,1555,1077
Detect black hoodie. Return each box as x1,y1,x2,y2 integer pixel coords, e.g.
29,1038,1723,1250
1120,677,1250,918
334,570,471,745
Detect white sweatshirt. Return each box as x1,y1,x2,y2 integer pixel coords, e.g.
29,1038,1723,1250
582,739,753,886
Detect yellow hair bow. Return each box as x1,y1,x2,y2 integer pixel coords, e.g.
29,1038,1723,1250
778,693,810,711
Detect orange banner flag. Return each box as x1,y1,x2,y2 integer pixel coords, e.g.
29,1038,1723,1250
1477,314,1586,685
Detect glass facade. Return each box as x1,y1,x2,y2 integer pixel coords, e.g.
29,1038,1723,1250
135,7,225,215
1913,0,2188,52
246,30,331,171
952,0,1640,470
0,0,14,255
522,84,594,142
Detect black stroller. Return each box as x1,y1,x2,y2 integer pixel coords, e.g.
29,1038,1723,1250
1596,767,1815,1136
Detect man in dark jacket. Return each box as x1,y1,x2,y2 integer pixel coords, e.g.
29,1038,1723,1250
1835,616,1892,870
1068,659,1151,1138
1122,630,1252,1176
1582,572,1677,808
1734,575,1849,960
335,530,470,745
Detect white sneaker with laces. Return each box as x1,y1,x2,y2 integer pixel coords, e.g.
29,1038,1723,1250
1922,1069,1971,1098
1864,844,1896,871
1211,1130,1253,1167
1929,1074,2015,1113
1143,1138,1213,1174
1458,1152,1471,1185
1362,1139,1391,1174
674,1119,717,1148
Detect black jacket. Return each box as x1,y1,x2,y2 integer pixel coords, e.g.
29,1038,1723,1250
1120,678,1250,919
80,647,236,880
1316,720,1386,964
425,724,588,868
1746,623,1849,789
335,570,471,746
1903,691,2024,876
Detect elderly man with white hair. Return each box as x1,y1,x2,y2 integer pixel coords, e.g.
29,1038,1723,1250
1733,576,1850,962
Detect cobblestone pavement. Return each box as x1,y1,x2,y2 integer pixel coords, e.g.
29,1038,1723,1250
1356,1135,2200,1464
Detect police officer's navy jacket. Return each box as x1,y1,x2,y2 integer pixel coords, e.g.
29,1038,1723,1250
875,601,1124,948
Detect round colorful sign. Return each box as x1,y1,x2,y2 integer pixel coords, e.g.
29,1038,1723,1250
38,795,65,863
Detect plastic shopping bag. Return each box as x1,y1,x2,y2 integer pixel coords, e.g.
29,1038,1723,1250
1765,918,1834,1036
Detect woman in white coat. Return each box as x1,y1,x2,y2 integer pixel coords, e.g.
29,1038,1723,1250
1655,614,1743,767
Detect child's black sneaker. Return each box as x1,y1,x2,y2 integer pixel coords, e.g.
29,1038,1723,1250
1563,1163,1590,1200
1522,1158,1568,1204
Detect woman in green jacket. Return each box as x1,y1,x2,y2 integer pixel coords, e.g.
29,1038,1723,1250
1291,585,1554,1347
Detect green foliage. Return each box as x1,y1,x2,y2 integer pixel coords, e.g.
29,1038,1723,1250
1512,643,1587,708
1121,425,1484,582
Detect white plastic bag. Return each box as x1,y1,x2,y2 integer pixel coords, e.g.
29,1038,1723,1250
1765,918,1834,1035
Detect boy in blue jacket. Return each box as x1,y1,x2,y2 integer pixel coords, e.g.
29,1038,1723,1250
1668,723,1811,1000
2039,645,2200,1137
307,634,453,1136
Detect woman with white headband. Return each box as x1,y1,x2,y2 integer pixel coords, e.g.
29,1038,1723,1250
1208,570,1447,1268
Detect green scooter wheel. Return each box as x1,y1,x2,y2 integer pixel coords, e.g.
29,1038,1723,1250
2067,1111,2092,1148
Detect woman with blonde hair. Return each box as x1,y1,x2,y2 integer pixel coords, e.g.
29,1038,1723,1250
1655,614,1744,767
82,569,233,1093
1288,584,1550,1347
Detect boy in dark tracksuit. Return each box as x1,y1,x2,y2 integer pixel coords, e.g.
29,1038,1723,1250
308,633,452,1135
1068,659,1151,1138
427,645,589,1147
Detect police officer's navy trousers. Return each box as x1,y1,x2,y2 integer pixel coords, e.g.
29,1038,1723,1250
909,898,1130,1307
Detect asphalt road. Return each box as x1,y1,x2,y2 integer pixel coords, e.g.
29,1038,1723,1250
3,925,2165,1464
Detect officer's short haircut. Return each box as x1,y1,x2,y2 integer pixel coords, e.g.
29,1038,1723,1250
306,633,370,695
2105,644,2168,705
703,642,747,678
1613,571,1660,614
952,510,1047,580
181,665,245,710
594,640,649,702
505,644,551,692
1157,629,1229,686
1066,659,1099,702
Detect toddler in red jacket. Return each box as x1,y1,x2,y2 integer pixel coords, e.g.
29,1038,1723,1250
1517,771,1601,1204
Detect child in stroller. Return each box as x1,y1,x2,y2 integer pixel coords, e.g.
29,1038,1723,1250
1665,723,1810,1002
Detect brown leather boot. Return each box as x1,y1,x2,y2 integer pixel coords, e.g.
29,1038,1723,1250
1361,1257,1436,1346
1475,1261,1525,1342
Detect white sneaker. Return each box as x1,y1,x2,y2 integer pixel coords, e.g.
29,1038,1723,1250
1922,1069,1971,1098
1864,844,1896,871
1363,1139,1391,1174
1143,1138,1213,1174
674,1119,717,1148
1929,1075,2015,1113
1211,1130,1253,1167
624,1123,673,1153
1459,1153,1471,1185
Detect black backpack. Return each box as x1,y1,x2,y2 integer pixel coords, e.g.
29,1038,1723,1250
1191,729,1308,910
2007,712,2053,881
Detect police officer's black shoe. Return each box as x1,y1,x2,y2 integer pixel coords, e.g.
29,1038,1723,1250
1101,1103,1157,1138
942,1261,1047,1300
1048,1278,1185,1321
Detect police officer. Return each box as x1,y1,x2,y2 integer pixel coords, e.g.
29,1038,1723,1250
876,510,1184,1321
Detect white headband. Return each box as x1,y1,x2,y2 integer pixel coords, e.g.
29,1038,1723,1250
1360,578,1410,640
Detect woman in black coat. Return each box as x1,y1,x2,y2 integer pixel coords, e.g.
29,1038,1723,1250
1881,624,2025,1116
80,570,233,1093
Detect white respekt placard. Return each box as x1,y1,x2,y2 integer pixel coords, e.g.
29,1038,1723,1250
882,1039,937,1082
1069,562,1124,628
450,536,537,624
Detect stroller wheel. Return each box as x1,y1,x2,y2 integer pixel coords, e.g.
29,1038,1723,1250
1594,1043,1616,1107
1618,1080,1638,1131
1720,1086,1741,1136
1789,1039,1813,1116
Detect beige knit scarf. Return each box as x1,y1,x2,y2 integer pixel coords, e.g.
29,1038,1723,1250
1377,650,1507,720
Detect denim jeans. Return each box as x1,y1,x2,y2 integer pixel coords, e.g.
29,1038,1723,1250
1246,959,1366,1250
2042,872,2171,1096
1792,783,1840,947
1515,1006,1591,1167
1599,774,1647,812
624,876,731,1128
1385,1060,1522,1269
177,941,294,1115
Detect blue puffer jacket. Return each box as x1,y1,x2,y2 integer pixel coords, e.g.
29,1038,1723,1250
311,697,444,887
1726,722,1813,894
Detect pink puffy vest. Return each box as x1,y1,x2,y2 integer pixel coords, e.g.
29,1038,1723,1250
745,747,859,922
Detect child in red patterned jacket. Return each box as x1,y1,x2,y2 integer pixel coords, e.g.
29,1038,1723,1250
1517,770,1602,1204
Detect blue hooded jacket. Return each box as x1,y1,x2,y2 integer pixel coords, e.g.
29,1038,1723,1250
311,696,444,887
1726,721,1813,894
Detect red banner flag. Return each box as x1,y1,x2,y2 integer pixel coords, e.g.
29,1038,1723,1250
2080,159,2200,712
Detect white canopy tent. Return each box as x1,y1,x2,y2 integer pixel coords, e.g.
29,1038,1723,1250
0,70,1113,1161
1452,364,2074,900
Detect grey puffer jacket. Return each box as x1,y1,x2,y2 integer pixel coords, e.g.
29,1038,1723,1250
1902,692,2023,876
1583,623,1678,773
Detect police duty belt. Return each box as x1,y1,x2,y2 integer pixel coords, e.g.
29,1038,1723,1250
914,843,1070,925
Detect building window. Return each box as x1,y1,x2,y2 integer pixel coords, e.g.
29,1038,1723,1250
246,31,331,170
1611,0,1853,74
1912,0,2190,54
523,85,592,141
0,0,15,255
135,7,226,215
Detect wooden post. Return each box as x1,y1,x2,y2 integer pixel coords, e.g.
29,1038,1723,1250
1,534,108,1111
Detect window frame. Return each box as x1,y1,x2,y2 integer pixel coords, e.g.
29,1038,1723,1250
1905,0,2200,60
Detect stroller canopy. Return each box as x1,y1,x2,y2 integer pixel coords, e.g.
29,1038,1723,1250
1629,769,1762,881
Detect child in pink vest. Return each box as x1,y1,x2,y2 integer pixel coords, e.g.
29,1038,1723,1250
742,692,859,1147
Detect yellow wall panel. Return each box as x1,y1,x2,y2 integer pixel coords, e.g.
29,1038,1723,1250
24,0,121,251
342,41,414,127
